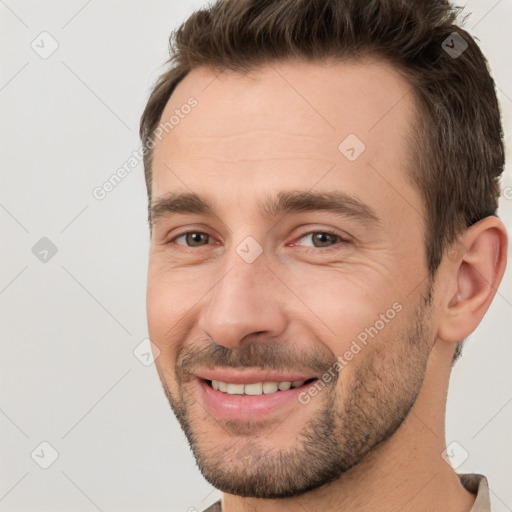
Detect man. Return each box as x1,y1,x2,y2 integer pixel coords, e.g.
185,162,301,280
140,0,508,510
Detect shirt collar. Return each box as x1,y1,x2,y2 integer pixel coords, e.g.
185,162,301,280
459,474,491,512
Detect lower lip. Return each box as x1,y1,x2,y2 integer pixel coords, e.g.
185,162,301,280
196,378,315,422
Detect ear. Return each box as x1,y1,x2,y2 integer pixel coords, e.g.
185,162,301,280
437,216,508,343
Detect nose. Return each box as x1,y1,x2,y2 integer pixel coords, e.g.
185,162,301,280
198,251,288,349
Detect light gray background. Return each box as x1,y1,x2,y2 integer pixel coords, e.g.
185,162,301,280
1,1,511,511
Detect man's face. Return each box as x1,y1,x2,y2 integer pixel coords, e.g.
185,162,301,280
147,59,437,498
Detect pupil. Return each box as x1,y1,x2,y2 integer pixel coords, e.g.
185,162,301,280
314,233,334,247
188,233,207,246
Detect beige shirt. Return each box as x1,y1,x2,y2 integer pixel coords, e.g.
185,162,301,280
201,473,491,512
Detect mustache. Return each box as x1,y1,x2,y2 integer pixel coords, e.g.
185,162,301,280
176,338,337,381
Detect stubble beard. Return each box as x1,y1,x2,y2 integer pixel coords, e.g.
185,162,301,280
160,287,435,499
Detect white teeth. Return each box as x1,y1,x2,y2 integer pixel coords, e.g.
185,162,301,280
226,383,245,395
244,382,263,395
210,379,311,395
262,382,279,394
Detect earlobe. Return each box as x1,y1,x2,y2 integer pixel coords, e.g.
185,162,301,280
437,216,508,343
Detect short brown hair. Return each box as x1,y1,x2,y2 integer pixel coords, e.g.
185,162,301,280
140,0,504,279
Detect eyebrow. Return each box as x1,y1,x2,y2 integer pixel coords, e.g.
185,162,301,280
261,190,379,224
151,193,215,226
150,190,380,226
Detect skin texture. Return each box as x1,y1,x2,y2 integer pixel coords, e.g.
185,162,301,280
146,58,507,512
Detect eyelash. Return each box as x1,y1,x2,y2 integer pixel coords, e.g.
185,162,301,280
291,231,349,251
168,230,349,251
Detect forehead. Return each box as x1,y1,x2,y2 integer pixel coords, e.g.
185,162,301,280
151,58,419,220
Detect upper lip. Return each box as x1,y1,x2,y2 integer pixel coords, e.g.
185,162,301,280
194,368,318,385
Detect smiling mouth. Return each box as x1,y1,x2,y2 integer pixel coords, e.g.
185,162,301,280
205,378,318,396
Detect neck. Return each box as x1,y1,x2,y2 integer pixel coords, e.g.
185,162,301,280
220,340,476,512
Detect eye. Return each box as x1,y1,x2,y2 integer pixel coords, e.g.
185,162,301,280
294,231,347,248
173,231,212,247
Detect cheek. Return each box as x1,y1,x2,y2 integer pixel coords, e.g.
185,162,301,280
291,269,400,352
146,272,186,364
332,310,412,405
147,262,202,327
